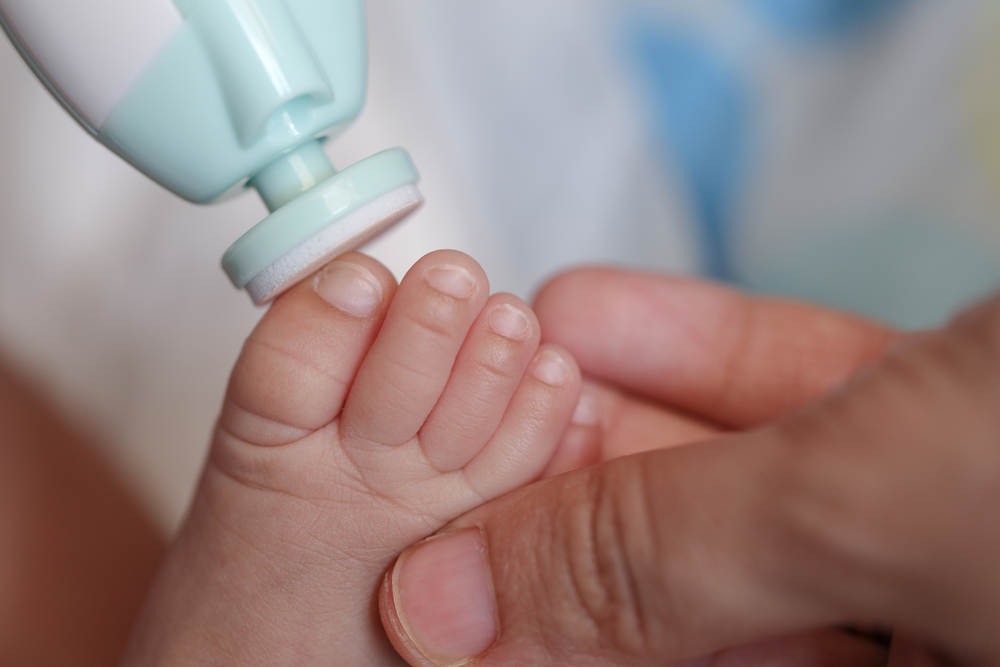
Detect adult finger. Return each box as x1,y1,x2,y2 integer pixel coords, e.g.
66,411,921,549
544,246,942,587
381,434,840,666
552,378,718,469
534,268,900,428
381,293,1000,666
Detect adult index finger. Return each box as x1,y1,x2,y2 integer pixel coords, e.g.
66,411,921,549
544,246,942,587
533,268,900,429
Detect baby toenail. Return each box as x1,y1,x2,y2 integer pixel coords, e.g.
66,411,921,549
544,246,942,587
426,264,477,299
487,303,531,340
313,261,383,317
571,392,601,426
531,349,571,386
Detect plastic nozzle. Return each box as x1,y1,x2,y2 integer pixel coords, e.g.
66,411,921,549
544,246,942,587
251,140,337,212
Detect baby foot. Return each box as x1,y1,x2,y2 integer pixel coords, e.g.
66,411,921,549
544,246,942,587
122,250,581,666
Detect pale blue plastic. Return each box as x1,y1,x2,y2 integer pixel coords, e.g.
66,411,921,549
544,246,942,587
2,0,417,298
99,0,368,204
89,0,419,296
251,140,337,212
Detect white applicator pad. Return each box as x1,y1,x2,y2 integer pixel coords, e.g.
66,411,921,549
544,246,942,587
246,184,422,304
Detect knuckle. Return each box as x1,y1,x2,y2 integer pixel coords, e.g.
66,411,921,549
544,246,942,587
559,463,678,658
402,297,469,341
227,337,346,435
471,347,523,385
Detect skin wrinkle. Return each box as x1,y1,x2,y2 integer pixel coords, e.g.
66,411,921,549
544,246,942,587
210,426,372,506
195,477,281,565
606,459,678,660
417,388,500,446
288,515,372,568
559,471,641,663
246,330,357,389
203,455,423,571
399,294,474,341
324,421,490,531
566,471,622,654
425,345,563,484
471,337,526,382
335,426,438,492
485,405,549,464
377,472,465,520
506,492,582,661
232,335,354,432
216,407,312,448
634,458,671,656
597,466,645,656
360,359,443,429
345,315,464,446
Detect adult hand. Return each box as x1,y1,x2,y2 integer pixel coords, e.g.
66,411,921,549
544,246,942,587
380,268,1000,666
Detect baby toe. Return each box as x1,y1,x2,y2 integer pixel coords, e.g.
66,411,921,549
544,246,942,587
218,252,397,448
462,344,582,499
417,294,541,473
339,250,490,448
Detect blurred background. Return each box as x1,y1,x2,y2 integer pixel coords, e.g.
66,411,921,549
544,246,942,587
2,0,1000,536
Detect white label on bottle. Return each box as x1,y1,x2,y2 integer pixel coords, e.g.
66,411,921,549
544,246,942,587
0,0,182,130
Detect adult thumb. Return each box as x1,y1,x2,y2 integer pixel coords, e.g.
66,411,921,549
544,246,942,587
380,296,1000,666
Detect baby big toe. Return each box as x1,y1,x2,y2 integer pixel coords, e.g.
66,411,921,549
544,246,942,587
216,252,395,460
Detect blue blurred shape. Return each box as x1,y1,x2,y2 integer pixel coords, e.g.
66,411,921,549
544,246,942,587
749,0,908,36
629,24,750,279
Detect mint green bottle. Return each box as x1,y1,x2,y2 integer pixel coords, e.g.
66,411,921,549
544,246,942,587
0,0,422,303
